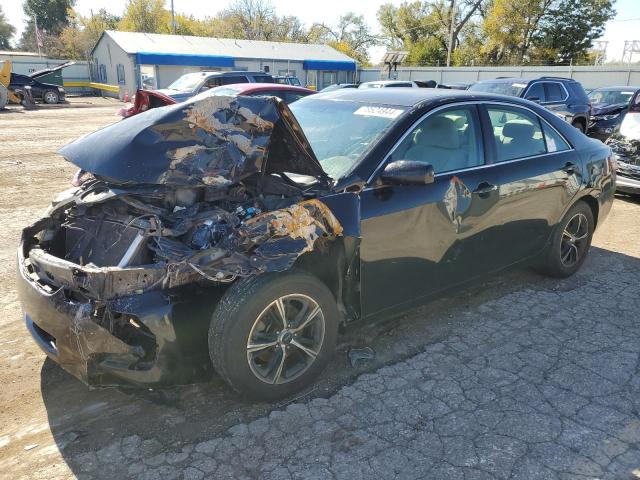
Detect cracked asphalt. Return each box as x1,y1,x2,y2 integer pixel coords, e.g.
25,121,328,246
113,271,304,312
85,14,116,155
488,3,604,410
1,102,639,479
70,252,640,480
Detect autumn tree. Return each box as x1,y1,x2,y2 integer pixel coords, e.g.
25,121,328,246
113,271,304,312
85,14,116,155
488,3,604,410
51,9,120,59
19,0,75,51
307,13,378,65
118,0,170,33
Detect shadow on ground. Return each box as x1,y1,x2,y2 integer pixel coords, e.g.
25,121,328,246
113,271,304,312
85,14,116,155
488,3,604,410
40,245,637,478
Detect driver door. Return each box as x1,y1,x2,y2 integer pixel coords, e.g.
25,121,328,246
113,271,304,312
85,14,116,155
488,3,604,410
359,104,504,318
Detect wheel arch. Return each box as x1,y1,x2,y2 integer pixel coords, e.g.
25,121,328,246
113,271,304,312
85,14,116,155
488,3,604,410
292,237,361,325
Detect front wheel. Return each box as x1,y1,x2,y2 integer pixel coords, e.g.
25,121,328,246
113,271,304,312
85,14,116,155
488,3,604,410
208,271,339,400
539,201,594,278
43,90,59,104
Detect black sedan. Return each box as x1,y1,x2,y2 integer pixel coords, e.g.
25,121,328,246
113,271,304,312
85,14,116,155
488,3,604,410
17,89,615,400
588,86,640,141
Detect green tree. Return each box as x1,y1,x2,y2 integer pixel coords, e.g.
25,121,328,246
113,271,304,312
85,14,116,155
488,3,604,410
22,0,75,34
51,8,120,59
377,1,486,66
533,0,615,64
0,6,16,49
118,0,170,33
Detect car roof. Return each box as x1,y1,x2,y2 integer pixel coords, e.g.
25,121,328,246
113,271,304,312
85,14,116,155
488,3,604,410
311,87,531,107
361,80,414,85
215,83,314,94
198,71,270,76
591,85,640,91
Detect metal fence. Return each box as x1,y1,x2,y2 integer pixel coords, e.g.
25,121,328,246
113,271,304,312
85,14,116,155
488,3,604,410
358,66,640,89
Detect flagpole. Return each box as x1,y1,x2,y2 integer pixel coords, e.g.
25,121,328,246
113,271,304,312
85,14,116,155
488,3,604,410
34,14,42,57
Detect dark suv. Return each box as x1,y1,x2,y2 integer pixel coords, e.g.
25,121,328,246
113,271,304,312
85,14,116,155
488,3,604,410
469,77,591,133
9,73,66,104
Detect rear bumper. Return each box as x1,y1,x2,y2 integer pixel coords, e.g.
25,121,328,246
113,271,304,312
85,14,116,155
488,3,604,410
17,246,211,387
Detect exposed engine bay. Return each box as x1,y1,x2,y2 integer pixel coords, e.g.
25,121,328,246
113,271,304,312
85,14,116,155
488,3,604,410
20,94,344,301
22,174,342,301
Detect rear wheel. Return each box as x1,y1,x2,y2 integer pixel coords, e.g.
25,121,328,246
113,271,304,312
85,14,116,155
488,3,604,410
43,90,59,104
539,201,594,278
208,271,339,400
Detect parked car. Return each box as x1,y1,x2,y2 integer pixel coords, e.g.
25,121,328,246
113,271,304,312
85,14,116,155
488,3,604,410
359,80,420,89
206,83,315,104
155,71,274,102
120,83,314,119
468,77,591,133
18,89,614,399
587,86,640,141
274,76,302,86
320,83,359,92
438,82,472,90
9,62,71,104
606,89,640,195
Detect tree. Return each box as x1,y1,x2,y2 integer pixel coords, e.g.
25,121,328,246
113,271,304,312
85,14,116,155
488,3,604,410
118,0,170,33
533,0,615,64
308,13,378,65
0,6,15,49
482,0,553,64
19,0,75,50
377,1,486,66
52,9,120,59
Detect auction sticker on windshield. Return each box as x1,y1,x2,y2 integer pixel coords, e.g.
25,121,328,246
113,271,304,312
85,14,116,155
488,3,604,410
353,106,404,119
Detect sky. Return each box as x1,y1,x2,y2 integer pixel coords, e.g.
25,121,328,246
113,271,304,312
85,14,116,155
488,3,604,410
1,0,639,63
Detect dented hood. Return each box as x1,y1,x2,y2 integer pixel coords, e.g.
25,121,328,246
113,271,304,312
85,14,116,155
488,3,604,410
58,95,330,187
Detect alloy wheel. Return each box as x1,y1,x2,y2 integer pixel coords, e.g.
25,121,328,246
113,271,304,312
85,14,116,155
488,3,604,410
246,294,325,385
44,91,58,103
560,212,589,267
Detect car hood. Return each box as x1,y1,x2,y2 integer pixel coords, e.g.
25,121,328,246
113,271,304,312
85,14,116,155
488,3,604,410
59,95,331,187
29,61,75,79
591,102,628,116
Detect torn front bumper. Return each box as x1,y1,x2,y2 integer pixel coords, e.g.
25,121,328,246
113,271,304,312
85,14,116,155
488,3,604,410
17,245,211,387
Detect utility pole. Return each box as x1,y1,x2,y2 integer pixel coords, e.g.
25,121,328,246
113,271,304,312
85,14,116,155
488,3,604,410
446,0,456,67
170,0,176,34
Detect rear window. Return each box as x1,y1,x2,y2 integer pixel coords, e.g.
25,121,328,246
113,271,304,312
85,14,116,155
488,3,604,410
469,81,527,97
252,75,274,83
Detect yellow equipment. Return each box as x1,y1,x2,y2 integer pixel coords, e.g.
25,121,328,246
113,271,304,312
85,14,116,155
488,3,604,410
0,60,21,108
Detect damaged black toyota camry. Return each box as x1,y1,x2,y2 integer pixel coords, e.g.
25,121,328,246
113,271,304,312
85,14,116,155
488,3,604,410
18,88,615,400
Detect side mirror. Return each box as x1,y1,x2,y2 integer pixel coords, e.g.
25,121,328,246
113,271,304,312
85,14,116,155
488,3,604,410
380,160,435,186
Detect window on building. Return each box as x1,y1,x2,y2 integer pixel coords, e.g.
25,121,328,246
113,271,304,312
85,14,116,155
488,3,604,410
98,64,107,83
116,64,125,84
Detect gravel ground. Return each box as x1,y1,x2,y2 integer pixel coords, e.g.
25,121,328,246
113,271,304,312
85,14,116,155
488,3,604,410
0,100,639,479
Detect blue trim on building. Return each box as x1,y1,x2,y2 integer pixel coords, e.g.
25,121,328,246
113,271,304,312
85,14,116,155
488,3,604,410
135,52,235,67
303,59,356,71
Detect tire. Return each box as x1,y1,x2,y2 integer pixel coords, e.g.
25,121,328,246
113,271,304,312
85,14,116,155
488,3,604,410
43,90,59,104
209,271,339,400
539,201,594,278
571,119,586,134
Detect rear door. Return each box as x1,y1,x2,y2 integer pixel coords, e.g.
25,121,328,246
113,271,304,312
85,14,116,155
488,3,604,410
480,103,579,264
359,104,507,317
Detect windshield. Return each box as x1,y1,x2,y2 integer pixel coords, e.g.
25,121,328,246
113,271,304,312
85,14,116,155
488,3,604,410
469,81,527,96
289,99,406,179
167,73,207,92
589,89,635,105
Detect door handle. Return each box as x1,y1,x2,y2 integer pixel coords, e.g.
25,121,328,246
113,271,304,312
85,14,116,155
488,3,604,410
562,162,578,174
473,182,498,195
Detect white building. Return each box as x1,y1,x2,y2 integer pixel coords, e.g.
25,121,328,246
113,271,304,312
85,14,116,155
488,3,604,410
91,30,357,95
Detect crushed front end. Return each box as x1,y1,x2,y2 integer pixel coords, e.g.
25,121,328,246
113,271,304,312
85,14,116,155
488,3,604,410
18,95,342,387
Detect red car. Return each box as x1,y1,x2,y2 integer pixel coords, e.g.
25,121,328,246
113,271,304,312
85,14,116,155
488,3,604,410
121,83,314,118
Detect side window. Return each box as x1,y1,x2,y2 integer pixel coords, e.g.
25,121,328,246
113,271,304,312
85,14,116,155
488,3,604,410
393,107,483,173
487,107,546,162
387,83,412,88
205,77,223,88
544,82,566,102
524,82,545,102
222,75,249,85
541,122,570,152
